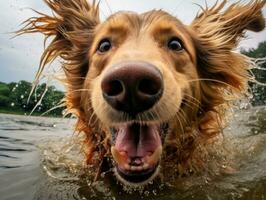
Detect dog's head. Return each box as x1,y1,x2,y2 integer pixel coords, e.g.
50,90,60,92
19,0,265,186
85,11,198,185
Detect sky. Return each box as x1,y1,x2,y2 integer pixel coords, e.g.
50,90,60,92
0,0,266,88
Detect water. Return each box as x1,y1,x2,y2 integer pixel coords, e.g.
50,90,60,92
0,107,266,200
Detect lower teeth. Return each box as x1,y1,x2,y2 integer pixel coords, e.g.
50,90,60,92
112,146,162,172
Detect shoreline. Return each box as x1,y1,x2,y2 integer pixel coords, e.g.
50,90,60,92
0,111,67,119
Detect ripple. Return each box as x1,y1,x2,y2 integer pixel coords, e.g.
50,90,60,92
0,165,22,169
0,154,18,159
0,147,28,152
0,128,30,131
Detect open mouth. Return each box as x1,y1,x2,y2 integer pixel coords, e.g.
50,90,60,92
110,122,168,186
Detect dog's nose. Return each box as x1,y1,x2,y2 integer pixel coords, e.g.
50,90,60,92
101,61,163,115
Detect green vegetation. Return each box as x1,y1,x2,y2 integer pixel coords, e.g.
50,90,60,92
0,80,65,117
242,41,266,106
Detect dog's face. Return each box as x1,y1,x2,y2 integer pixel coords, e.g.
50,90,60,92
81,11,199,185
19,0,265,187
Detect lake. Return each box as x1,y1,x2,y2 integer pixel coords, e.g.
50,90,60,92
0,107,266,200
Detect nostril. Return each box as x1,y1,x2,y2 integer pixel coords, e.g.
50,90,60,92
101,61,164,114
103,80,124,96
138,78,161,96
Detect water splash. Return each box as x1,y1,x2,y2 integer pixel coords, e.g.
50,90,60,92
39,135,84,181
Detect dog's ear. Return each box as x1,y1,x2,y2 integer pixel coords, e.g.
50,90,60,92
191,0,265,48
17,0,100,81
189,0,265,109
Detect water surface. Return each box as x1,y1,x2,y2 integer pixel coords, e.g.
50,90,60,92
0,107,266,200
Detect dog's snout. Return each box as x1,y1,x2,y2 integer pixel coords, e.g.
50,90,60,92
101,61,163,115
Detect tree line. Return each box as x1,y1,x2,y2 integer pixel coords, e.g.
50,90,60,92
0,80,65,117
242,41,266,106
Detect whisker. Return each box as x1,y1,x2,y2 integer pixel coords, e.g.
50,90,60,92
88,105,97,126
182,98,200,110
175,112,185,136
182,95,204,113
178,108,188,125
40,103,66,117
87,106,94,115
187,78,236,89
184,94,201,105
68,76,86,79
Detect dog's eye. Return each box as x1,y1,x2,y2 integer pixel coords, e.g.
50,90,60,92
168,38,183,51
97,39,112,53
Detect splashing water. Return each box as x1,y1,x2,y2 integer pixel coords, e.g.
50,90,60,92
35,107,266,199
1,105,266,199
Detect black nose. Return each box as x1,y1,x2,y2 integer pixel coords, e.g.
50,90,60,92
101,61,163,115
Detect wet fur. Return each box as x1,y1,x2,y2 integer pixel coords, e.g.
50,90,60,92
18,0,266,181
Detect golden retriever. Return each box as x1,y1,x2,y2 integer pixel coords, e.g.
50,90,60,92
18,0,265,187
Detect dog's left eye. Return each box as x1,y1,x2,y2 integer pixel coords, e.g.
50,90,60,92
168,38,183,51
97,39,112,53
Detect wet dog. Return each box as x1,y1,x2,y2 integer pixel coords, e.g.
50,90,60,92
19,0,265,187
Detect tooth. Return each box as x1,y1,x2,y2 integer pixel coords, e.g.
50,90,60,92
111,147,127,166
147,146,162,166
143,163,149,170
136,166,143,171
130,166,138,171
124,164,130,170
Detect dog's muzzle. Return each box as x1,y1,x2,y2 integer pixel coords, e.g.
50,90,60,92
101,61,165,185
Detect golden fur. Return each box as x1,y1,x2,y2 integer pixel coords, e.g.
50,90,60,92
18,0,266,182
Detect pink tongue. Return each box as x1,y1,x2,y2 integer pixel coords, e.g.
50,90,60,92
115,123,161,158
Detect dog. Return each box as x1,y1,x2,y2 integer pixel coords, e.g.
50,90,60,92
18,0,265,187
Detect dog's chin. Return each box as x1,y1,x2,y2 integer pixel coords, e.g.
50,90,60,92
114,163,160,187
110,122,168,187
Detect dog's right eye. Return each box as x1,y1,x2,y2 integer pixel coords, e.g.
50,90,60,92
97,39,112,53
167,38,183,51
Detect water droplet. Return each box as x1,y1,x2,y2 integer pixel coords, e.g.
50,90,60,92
21,95,24,99
144,191,149,196
11,102,15,107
